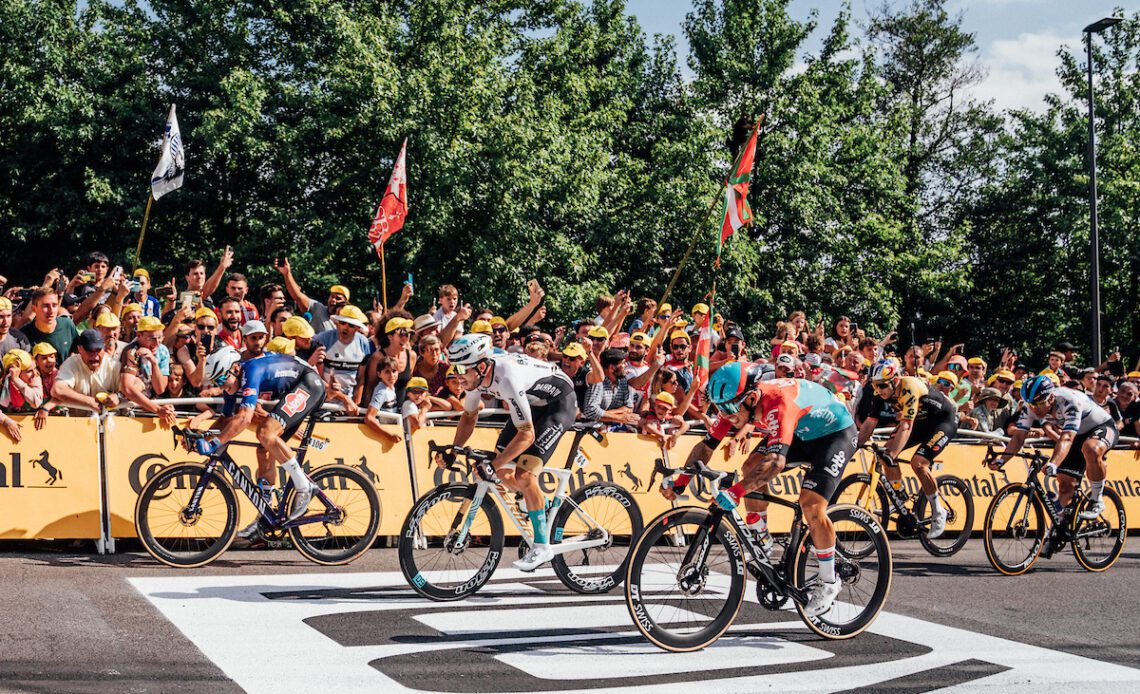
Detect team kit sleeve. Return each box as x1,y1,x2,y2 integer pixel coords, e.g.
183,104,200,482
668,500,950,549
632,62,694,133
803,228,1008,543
896,381,921,422
759,391,799,457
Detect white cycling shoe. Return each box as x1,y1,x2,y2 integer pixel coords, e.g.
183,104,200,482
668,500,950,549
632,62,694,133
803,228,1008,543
288,482,317,522
804,578,842,617
1079,497,1106,520
513,543,554,572
927,509,948,539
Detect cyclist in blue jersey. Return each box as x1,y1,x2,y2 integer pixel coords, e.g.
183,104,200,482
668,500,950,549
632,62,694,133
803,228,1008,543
193,339,327,523
661,363,858,617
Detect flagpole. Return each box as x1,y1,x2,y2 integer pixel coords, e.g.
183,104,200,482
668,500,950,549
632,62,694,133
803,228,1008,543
380,244,389,311
656,114,765,310
133,193,155,271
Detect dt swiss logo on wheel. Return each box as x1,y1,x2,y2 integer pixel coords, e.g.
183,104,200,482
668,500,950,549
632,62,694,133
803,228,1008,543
281,390,311,416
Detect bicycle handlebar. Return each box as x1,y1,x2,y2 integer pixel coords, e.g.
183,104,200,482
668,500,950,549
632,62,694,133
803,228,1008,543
427,440,495,472
981,443,1048,471
653,458,734,487
861,442,899,468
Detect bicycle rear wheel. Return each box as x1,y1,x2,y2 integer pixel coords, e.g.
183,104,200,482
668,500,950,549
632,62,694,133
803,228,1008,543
831,473,890,559
624,507,745,652
288,465,381,565
551,482,643,594
983,483,1045,575
791,504,892,639
914,475,974,557
135,462,239,568
1071,488,1126,572
398,484,504,601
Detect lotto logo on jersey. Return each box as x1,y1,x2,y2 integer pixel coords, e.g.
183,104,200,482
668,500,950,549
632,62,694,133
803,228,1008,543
281,390,311,416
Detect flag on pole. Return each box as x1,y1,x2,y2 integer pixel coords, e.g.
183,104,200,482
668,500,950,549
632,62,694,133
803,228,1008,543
717,119,761,260
693,303,713,396
367,139,409,256
150,104,185,200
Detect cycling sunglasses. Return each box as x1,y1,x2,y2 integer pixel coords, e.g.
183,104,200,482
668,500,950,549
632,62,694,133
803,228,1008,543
936,378,955,388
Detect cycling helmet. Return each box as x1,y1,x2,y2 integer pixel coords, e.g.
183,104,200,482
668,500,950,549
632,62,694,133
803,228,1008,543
204,346,242,386
869,359,901,384
1021,374,1055,403
447,333,493,366
706,361,762,414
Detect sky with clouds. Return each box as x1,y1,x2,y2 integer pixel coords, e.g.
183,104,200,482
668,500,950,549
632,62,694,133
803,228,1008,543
625,0,1132,113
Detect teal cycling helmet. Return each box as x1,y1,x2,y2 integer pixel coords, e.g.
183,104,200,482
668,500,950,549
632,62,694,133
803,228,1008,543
706,361,762,414
1021,374,1055,403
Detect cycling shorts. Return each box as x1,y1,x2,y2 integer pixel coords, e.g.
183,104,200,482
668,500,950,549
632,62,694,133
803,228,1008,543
783,424,857,502
902,411,957,462
494,391,576,473
1058,420,1118,480
268,370,327,439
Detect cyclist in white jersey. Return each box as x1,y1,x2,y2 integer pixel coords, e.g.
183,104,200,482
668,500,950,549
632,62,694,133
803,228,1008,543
441,334,577,570
992,375,1118,518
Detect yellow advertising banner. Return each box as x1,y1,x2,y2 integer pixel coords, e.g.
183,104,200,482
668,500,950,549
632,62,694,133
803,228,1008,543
103,416,415,538
0,415,102,539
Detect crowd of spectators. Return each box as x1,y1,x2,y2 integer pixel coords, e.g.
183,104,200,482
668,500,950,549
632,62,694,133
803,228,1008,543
1,250,1139,448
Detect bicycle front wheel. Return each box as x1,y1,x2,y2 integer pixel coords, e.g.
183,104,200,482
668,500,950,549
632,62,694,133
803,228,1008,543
624,507,745,652
791,504,892,639
831,473,890,558
288,464,381,565
983,483,1045,575
551,482,644,594
914,475,974,557
1071,487,1126,572
135,462,239,568
398,484,504,601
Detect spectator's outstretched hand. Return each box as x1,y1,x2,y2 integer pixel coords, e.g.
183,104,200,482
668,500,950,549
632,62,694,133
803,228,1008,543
275,256,291,277
456,303,472,322
220,245,234,270
2,417,22,443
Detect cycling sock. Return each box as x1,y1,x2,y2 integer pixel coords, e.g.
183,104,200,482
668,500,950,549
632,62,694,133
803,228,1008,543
816,545,836,583
528,509,548,545
927,493,943,515
280,457,308,490
1089,480,1105,502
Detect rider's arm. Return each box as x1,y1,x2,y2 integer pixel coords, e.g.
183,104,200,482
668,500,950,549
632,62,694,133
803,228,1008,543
884,419,912,460
215,406,255,445
856,415,878,447
452,406,479,448
1048,430,1075,468
996,428,1028,464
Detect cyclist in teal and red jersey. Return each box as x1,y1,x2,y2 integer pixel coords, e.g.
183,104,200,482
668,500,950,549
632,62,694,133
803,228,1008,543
660,363,857,617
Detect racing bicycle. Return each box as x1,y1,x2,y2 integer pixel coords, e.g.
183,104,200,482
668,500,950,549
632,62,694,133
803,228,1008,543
981,445,1126,575
832,443,974,557
134,416,381,568
398,423,644,600
625,459,892,652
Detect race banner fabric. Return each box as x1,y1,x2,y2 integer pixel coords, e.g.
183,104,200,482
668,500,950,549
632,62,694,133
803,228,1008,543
367,138,408,254
150,104,185,200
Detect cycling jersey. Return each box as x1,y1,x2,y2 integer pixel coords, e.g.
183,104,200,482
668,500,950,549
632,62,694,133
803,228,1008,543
707,378,854,452
1015,386,1113,435
222,353,317,415
869,376,955,423
463,353,575,428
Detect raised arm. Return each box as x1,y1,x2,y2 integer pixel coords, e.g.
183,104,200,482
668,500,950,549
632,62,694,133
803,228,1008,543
275,256,313,312
202,246,233,300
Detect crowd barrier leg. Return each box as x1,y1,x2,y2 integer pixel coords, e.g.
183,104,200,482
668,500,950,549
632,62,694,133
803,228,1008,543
96,414,114,554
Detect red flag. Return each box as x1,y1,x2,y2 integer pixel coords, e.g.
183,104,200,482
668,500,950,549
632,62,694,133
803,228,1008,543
718,119,761,260
693,304,713,395
367,139,408,255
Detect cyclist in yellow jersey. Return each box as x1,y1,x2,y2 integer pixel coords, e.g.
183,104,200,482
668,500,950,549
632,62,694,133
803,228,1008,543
856,360,959,538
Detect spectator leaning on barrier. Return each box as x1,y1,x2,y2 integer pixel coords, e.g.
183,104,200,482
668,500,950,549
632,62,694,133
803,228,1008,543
583,348,638,431
402,376,432,433
364,355,402,444
20,288,79,357
365,314,414,406
433,364,466,411
1,349,43,413
31,343,58,406
559,341,590,414
639,391,689,449
50,329,121,412
0,297,29,354
1116,381,1140,437
119,317,175,427
316,305,374,405
968,387,1004,433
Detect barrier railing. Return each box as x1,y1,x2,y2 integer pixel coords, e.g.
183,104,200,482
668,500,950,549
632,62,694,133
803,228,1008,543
2,401,1138,551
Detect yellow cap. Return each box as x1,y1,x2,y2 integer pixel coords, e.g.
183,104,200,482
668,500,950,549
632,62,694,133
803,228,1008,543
194,307,218,322
282,315,315,339
265,336,295,355
1127,371,1140,379
132,268,150,280
95,312,121,329
471,320,493,335
630,332,651,346
654,391,676,406
691,302,709,315
587,325,610,340
384,316,414,333
2,349,33,372
562,342,587,359
936,370,958,387
407,376,429,391
669,330,690,344
490,316,509,328
656,303,672,316
967,357,987,367
120,303,143,317
0,297,12,312
445,364,466,377
137,316,164,333
334,305,368,327
31,342,57,357
329,284,350,299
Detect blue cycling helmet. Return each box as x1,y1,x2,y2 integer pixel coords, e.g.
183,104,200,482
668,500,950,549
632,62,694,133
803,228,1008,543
706,361,762,414
1021,374,1055,403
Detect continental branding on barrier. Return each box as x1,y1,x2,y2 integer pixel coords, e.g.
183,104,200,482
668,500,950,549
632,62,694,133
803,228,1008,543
0,450,67,489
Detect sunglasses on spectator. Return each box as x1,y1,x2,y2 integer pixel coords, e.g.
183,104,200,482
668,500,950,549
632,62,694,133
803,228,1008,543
393,329,411,337
175,333,191,340
197,323,217,331
936,379,955,388
670,343,689,350
493,327,509,334
589,335,606,341
997,378,1014,385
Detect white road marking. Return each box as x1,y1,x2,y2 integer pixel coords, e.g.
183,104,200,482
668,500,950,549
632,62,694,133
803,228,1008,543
130,568,1140,694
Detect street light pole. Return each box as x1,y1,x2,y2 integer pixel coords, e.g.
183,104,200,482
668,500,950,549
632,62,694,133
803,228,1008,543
1083,16,1122,366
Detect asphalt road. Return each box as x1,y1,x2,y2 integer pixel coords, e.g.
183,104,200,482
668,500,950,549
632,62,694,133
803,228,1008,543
1,538,1138,693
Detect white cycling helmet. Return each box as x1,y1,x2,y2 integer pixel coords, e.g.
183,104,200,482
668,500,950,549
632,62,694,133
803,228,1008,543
204,346,242,385
447,333,493,366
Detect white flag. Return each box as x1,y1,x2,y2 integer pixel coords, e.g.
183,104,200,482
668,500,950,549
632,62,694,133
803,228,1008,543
150,104,185,200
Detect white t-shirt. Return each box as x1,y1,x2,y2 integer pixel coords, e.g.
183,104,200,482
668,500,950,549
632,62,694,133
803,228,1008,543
432,308,463,336
369,382,398,413
57,354,122,396
314,330,373,393
401,399,421,417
